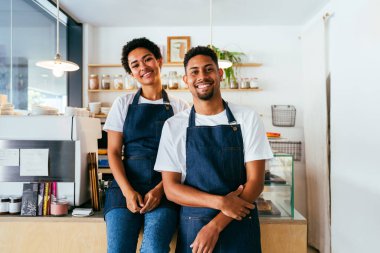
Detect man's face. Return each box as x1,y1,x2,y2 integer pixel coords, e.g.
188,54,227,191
183,55,223,101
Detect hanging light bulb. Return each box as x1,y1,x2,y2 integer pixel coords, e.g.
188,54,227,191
36,0,79,77
209,0,232,69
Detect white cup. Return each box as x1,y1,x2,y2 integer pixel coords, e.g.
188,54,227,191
88,102,101,114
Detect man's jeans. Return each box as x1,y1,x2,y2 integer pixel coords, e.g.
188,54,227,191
105,206,177,253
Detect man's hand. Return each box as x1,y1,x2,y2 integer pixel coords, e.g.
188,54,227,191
140,185,164,214
125,190,144,213
190,222,220,253
219,185,255,220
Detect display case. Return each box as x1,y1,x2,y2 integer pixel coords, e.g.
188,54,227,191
259,154,294,218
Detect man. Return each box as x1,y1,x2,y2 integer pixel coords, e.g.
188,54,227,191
154,46,273,252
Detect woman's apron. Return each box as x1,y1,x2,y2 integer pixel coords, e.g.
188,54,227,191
104,88,175,215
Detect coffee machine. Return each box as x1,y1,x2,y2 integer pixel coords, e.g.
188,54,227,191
0,116,101,206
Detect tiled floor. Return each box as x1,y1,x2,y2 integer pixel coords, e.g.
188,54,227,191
308,246,319,253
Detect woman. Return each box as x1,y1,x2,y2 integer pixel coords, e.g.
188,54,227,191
103,37,189,253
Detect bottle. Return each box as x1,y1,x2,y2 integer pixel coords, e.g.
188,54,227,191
101,74,111,90
89,74,99,90
113,75,124,90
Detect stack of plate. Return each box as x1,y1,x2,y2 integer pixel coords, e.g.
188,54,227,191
0,103,14,115
31,105,59,116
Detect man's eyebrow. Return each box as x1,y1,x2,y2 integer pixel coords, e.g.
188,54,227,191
188,63,214,70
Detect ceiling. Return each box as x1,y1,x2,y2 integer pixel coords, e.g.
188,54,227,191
59,0,329,27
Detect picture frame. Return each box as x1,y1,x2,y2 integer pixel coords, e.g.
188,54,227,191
167,36,191,63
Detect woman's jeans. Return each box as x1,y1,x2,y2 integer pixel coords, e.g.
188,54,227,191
105,206,177,253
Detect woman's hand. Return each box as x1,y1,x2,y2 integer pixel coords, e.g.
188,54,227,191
125,190,144,213
140,184,164,214
190,222,220,253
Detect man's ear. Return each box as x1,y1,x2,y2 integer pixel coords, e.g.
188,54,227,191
183,74,188,84
218,68,224,79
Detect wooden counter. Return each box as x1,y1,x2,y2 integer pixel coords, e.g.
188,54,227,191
0,211,306,253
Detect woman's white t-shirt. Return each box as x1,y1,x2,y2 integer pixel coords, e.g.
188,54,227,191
154,103,273,182
103,93,190,133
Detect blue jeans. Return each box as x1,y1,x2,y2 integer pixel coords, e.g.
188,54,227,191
105,206,178,253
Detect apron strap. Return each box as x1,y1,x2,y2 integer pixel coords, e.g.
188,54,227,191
131,88,142,105
188,100,237,127
132,88,171,105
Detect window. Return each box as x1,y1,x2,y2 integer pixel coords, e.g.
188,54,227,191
0,0,82,113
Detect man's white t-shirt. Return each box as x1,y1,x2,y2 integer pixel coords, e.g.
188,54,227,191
154,103,274,182
103,93,190,133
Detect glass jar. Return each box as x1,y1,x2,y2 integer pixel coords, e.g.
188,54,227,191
250,77,259,88
89,74,99,90
9,196,22,214
124,75,135,90
0,195,10,214
229,79,239,89
50,197,68,216
101,74,111,90
113,74,124,90
168,71,179,89
161,74,168,89
240,78,251,89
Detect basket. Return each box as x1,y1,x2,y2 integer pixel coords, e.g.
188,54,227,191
269,141,302,161
271,105,296,127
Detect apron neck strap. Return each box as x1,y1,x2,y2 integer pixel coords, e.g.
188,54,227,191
188,100,237,127
132,88,170,105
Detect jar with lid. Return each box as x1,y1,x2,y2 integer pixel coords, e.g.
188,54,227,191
124,75,136,90
250,77,259,88
0,195,10,214
179,74,188,89
229,79,239,89
101,74,111,90
113,75,124,90
89,74,99,90
9,196,21,214
50,196,68,216
161,74,168,89
240,78,251,89
168,71,179,89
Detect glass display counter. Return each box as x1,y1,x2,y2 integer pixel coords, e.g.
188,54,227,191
259,154,294,218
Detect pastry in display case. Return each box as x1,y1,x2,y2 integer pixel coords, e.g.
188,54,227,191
259,154,294,218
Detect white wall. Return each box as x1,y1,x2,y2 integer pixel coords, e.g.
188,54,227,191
84,25,308,217
330,0,380,252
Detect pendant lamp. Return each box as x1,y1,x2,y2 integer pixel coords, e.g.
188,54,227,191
209,0,232,69
36,0,79,77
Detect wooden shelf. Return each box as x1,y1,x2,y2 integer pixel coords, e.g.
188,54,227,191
88,62,262,68
98,168,111,174
88,88,262,93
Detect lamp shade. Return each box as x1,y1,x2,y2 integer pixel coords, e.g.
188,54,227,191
35,0,79,77
218,59,233,69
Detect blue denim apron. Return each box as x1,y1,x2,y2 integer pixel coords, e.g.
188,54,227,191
176,101,262,253
104,88,175,216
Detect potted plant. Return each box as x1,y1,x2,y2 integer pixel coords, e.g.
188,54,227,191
208,45,245,87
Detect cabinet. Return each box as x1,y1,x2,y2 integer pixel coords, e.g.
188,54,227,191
84,62,264,107
261,154,294,218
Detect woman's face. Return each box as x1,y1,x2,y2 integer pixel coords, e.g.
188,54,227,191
128,47,162,87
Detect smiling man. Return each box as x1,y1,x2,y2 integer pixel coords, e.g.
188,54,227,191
154,46,273,253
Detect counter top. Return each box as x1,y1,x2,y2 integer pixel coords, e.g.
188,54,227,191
0,209,306,224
